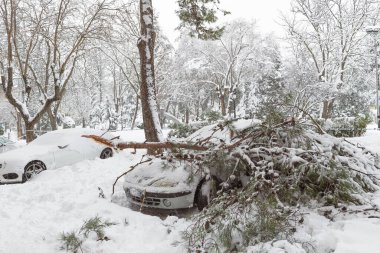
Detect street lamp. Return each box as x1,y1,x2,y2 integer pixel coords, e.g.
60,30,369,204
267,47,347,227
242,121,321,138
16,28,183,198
366,26,380,128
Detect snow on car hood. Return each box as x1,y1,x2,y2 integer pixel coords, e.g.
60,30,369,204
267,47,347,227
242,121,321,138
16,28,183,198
124,158,202,194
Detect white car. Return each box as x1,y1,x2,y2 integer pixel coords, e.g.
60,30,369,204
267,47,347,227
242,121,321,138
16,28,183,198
0,128,115,184
123,119,261,215
123,158,216,215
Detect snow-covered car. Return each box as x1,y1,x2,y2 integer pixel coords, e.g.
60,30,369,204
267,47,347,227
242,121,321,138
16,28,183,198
0,136,18,154
0,128,115,184
123,158,216,215
123,119,261,215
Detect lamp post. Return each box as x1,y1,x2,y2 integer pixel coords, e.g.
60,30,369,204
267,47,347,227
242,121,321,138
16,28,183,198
366,26,380,128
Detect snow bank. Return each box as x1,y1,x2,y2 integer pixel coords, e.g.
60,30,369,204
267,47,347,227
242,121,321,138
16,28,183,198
0,130,188,253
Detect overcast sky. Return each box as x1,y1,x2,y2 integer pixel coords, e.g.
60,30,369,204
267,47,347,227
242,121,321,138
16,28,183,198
154,0,292,44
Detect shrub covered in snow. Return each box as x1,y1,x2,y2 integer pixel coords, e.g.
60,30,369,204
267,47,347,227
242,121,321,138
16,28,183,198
181,119,380,252
168,123,200,138
317,115,372,137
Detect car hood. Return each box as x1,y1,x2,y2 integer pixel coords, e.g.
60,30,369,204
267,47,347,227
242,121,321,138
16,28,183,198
124,158,202,194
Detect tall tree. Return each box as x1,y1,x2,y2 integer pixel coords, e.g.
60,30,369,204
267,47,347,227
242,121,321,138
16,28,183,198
137,0,226,150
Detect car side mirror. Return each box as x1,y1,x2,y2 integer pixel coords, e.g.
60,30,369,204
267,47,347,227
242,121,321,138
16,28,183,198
58,144,69,149
111,136,120,140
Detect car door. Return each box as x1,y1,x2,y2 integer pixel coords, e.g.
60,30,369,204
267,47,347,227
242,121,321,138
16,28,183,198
53,142,85,168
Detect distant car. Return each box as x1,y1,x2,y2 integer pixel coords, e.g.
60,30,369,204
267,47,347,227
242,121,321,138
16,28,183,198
0,136,17,154
0,128,115,184
123,119,261,215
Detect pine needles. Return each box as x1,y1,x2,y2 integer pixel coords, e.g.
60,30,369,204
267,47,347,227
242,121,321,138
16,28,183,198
59,216,116,253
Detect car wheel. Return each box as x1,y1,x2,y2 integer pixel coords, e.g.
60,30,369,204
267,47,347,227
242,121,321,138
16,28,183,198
195,176,220,211
23,161,46,181
100,148,113,159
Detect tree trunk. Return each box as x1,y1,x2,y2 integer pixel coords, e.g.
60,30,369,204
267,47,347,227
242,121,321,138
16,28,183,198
220,94,226,116
185,108,189,124
131,96,139,130
321,99,335,119
138,0,163,151
17,112,22,139
25,122,35,143
47,107,58,130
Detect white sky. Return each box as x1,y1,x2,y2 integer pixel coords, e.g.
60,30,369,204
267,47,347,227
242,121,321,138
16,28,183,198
154,0,292,44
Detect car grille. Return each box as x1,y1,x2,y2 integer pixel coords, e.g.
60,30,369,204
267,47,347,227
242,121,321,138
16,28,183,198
131,195,161,206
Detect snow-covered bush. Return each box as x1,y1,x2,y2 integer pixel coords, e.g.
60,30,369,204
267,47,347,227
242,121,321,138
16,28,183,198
168,123,198,138
182,120,379,252
317,115,371,137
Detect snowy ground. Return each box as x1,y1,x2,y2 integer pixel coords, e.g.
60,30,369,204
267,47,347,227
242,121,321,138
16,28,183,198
0,129,189,253
2,129,380,253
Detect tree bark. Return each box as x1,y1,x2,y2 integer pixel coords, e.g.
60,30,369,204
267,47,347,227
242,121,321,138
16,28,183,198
138,0,163,153
17,112,22,139
220,93,226,116
321,99,335,119
131,96,139,130
25,123,35,143
82,134,209,151
47,107,58,130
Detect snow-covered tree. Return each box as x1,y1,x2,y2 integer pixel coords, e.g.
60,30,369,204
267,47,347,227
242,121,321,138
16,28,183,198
0,0,110,142
282,0,379,118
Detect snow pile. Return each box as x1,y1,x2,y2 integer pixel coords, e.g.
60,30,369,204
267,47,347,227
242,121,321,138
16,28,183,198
0,130,188,253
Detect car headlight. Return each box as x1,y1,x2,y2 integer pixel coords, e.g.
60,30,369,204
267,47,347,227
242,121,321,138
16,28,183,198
163,199,172,207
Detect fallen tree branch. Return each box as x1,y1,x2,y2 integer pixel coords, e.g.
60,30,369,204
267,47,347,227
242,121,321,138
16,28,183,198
117,141,209,151
82,135,114,147
82,134,209,151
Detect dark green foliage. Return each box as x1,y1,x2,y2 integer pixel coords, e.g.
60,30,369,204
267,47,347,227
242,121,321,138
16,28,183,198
201,110,223,123
59,216,116,253
318,115,372,137
168,123,199,138
79,216,117,240
0,126,4,136
176,0,229,40
59,232,83,253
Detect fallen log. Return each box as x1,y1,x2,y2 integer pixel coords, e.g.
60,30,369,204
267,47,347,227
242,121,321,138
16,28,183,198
117,141,209,151
82,135,209,151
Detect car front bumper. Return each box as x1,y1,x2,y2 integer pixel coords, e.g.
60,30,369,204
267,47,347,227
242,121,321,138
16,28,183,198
124,187,195,211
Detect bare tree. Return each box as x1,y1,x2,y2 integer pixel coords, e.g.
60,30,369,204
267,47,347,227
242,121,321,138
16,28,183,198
0,0,109,142
282,0,378,118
